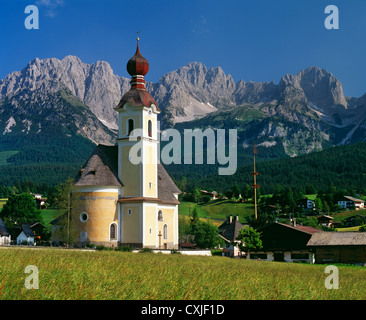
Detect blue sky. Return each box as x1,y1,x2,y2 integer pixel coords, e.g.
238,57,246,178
1,0,366,97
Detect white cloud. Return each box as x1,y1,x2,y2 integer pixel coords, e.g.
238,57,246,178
35,0,65,17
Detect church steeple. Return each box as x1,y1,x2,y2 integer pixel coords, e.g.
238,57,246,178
115,36,159,112
126,36,149,89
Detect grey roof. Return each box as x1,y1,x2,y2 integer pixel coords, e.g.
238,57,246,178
0,219,10,237
74,145,180,204
307,232,366,247
218,217,244,241
20,224,35,237
157,163,181,204
343,196,364,203
74,145,123,187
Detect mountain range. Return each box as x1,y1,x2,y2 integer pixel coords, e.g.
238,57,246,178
0,55,366,186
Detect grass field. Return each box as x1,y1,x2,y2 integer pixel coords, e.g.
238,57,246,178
178,200,254,224
0,247,365,300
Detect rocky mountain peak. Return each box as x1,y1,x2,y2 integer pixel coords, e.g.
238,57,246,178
280,66,348,113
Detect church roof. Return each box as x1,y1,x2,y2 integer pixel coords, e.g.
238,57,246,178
115,88,158,110
74,145,123,187
74,145,181,205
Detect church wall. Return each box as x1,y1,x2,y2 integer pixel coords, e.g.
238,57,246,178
71,190,119,247
120,144,141,196
157,205,178,250
143,203,157,248
121,204,141,244
143,143,157,198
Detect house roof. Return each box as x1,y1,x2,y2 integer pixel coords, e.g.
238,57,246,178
0,219,10,237
273,222,320,235
20,224,35,237
218,218,244,242
307,232,366,246
343,196,364,203
317,215,334,220
73,145,123,187
75,145,180,205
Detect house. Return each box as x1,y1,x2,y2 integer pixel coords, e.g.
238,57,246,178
31,193,46,208
67,39,181,249
247,220,321,263
307,232,366,264
17,224,35,245
338,196,365,210
200,190,218,200
0,219,11,245
218,215,245,257
343,215,366,227
317,215,334,228
297,197,315,212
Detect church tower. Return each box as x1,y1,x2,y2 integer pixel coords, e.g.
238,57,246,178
115,36,160,199
69,37,180,249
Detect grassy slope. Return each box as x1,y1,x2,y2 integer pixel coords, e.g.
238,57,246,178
178,199,254,224
0,248,365,300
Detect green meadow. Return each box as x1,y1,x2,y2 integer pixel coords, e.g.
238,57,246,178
0,248,365,300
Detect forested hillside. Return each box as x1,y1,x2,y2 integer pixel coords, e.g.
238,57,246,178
172,141,366,194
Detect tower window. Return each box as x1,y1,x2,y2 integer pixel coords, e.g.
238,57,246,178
148,119,152,137
127,119,134,136
110,223,117,240
158,210,163,221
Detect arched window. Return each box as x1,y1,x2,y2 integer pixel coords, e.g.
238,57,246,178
127,119,134,136
148,119,152,137
110,223,117,240
158,210,163,221
163,224,168,240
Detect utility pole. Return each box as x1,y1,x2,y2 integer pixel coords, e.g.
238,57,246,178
251,144,260,221
67,192,70,248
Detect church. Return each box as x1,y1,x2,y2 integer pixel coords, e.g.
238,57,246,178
70,38,181,249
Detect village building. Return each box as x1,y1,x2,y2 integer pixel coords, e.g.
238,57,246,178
297,197,315,212
317,215,334,228
16,224,35,245
218,215,245,257
307,232,366,264
65,38,181,249
338,196,365,210
247,221,321,263
0,219,11,245
200,190,218,200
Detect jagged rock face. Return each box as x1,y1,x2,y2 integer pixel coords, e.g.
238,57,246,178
279,66,348,113
0,56,130,130
0,56,365,159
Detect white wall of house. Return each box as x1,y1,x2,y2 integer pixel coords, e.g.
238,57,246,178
247,251,314,263
0,235,11,245
17,231,34,245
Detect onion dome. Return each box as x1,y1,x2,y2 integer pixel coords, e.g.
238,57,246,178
115,36,160,112
126,39,149,77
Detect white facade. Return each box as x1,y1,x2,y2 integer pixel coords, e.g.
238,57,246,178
247,251,315,263
17,231,35,245
0,235,11,245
